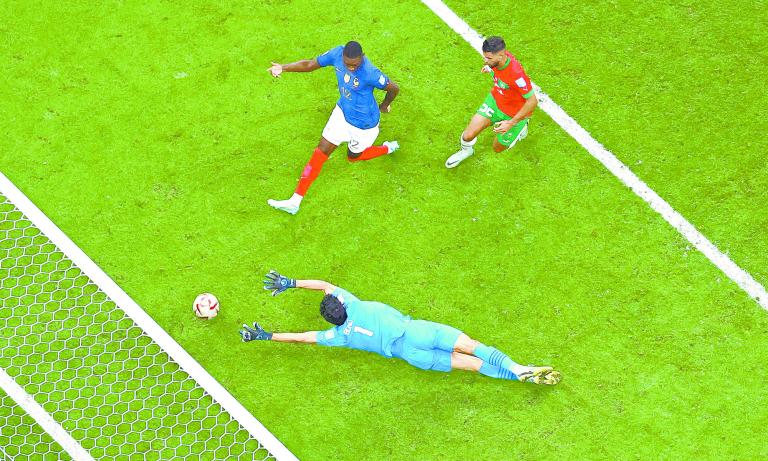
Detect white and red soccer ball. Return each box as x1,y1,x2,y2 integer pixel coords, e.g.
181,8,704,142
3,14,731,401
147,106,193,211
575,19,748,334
193,293,220,319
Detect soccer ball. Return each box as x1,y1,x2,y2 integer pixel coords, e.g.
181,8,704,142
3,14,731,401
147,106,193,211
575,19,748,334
193,293,220,319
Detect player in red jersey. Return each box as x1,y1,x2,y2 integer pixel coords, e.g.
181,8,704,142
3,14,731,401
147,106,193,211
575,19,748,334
446,36,538,168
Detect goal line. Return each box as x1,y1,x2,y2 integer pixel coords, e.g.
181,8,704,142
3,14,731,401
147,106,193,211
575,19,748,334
0,171,297,460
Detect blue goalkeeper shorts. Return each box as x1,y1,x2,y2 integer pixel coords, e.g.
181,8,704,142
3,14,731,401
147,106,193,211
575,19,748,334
390,320,462,372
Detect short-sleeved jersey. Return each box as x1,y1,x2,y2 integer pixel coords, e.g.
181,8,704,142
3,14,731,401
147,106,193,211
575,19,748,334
316,46,390,130
316,287,410,357
489,51,535,118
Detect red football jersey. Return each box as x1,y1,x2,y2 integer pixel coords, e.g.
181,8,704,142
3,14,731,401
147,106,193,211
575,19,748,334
490,51,534,117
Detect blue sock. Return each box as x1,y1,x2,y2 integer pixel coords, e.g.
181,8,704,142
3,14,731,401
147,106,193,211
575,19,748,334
479,361,518,381
473,343,517,371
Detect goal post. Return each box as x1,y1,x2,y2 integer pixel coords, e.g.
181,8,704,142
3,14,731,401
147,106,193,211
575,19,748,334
0,172,297,461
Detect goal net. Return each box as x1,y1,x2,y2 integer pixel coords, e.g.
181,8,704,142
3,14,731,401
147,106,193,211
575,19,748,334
0,174,296,461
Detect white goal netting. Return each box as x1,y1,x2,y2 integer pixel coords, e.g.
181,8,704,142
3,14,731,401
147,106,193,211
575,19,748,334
0,388,70,460
0,178,295,461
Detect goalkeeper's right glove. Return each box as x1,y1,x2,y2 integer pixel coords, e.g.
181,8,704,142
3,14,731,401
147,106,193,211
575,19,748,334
239,322,273,342
263,270,296,296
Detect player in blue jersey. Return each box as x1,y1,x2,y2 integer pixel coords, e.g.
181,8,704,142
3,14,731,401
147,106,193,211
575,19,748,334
239,271,561,385
266,41,401,215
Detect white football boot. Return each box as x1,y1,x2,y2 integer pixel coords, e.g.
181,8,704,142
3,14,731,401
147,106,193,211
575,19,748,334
446,134,477,168
383,140,400,154
267,197,300,215
445,148,473,168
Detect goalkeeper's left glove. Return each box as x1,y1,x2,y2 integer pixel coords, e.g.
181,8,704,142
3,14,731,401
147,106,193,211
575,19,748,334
263,270,296,296
240,322,273,342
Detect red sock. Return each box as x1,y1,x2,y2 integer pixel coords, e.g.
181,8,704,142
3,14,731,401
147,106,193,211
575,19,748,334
348,145,388,162
295,148,329,196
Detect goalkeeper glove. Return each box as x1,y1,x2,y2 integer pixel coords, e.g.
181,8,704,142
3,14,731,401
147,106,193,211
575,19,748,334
240,322,273,342
263,270,296,296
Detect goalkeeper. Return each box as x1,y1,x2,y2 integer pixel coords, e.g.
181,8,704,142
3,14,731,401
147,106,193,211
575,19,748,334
240,271,561,385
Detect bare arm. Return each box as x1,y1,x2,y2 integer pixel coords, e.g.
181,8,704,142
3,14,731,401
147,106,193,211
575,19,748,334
296,279,337,295
271,331,319,343
493,93,538,133
268,59,321,77
379,81,400,113
240,322,319,343
509,93,538,125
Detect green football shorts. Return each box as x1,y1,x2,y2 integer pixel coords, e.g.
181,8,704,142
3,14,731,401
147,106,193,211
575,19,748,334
476,93,528,147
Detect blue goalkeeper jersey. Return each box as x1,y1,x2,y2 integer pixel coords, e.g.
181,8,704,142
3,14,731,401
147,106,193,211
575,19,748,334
316,287,409,357
316,46,390,130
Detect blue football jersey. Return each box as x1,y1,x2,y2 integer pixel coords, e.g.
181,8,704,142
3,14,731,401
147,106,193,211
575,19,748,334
316,46,390,130
316,287,410,357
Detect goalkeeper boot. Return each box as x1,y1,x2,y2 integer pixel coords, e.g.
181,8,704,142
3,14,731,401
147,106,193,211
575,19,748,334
535,370,561,385
383,141,400,154
445,148,474,169
517,366,560,385
267,197,300,215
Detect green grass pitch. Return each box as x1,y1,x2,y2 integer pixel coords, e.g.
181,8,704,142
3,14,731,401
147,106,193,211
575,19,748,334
1,0,767,459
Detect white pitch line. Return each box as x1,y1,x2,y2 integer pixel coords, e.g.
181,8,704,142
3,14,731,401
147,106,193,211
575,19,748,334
421,0,768,311
0,367,95,461
0,172,299,461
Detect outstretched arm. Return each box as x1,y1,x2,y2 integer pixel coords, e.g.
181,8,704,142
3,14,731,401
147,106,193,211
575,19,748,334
240,323,318,343
296,279,337,294
272,331,318,343
268,58,321,77
264,270,337,296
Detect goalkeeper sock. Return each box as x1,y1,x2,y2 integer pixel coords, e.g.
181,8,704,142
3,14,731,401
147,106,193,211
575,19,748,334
473,343,526,376
478,361,518,381
460,134,477,152
348,145,389,162
295,148,329,197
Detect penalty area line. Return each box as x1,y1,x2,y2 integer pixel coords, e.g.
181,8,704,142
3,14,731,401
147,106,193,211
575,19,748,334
420,0,768,311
